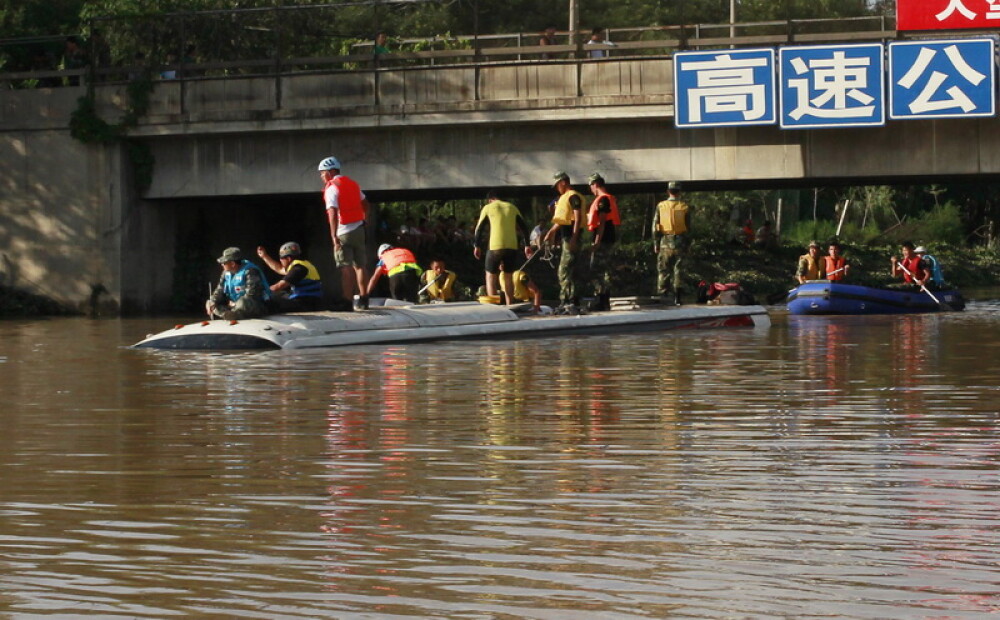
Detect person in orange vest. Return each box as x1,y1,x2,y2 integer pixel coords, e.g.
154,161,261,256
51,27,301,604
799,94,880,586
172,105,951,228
824,242,850,282
366,244,423,303
890,241,926,288
318,156,371,311
586,172,621,311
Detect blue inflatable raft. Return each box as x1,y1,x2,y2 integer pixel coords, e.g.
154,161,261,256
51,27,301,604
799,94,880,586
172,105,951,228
787,281,965,315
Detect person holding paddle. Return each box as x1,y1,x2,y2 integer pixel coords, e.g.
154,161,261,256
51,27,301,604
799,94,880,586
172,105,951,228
890,241,926,288
419,259,457,303
824,242,850,282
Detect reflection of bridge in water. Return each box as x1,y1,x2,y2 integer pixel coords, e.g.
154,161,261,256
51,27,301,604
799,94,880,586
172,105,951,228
2,13,997,311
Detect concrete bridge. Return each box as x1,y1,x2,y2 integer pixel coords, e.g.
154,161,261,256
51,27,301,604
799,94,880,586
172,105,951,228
4,20,999,312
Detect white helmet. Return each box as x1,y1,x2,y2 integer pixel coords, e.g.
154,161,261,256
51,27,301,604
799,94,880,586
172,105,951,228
279,241,301,258
377,243,392,256
914,245,928,254
317,156,341,171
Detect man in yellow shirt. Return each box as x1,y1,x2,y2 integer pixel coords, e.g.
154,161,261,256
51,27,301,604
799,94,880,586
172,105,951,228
652,181,691,305
474,191,531,304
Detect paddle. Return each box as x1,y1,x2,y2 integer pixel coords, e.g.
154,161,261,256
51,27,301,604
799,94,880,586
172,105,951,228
826,266,846,277
895,261,953,311
417,271,448,296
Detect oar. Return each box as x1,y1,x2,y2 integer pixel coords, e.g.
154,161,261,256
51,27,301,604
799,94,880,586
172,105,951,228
896,261,953,311
417,271,447,296
826,266,846,277
520,246,544,272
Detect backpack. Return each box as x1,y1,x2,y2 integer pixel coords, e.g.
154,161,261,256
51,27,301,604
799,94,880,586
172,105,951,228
697,281,757,305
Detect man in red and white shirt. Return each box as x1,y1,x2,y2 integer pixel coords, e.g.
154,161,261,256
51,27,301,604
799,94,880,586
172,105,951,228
318,156,371,310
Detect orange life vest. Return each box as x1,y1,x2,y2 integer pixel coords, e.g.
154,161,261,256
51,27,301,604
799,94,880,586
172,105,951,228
379,247,418,275
824,255,846,281
900,256,923,283
587,191,621,231
326,175,365,225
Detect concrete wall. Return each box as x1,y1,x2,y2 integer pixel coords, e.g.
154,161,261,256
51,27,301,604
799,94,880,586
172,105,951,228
0,88,131,310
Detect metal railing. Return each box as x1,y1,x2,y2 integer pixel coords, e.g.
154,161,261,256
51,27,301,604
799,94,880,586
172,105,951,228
1,14,901,90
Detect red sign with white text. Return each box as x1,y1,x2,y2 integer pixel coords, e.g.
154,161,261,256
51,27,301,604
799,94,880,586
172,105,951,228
898,0,1000,31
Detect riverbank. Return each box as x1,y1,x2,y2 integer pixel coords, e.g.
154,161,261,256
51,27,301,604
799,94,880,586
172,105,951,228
417,239,1000,306
5,242,998,317
0,286,78,318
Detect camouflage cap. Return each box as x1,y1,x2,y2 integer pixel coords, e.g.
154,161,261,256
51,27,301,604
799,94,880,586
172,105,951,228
217,246,243,263
588,172,605,185
808,240,820,248
668,181,681,191
552,171,570,186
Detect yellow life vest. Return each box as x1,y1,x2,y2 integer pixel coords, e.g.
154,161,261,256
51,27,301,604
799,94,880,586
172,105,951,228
499,270,531,302
656,198,689,235
797,254,823,281
421,270,456,301
552,190,584,226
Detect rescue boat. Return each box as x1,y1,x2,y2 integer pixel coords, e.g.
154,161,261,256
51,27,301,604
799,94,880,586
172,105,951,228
787,281,965,315
133,300,770,350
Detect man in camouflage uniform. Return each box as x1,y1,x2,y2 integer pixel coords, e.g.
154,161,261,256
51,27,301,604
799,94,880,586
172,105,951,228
585,172,621,312
652,182,691,306
543,171,586,313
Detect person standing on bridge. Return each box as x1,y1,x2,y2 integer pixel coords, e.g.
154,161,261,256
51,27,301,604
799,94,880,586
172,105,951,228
318,156,371,311
586,173,620,312
474,191,531,304
543,171,586,313
652,181,691,306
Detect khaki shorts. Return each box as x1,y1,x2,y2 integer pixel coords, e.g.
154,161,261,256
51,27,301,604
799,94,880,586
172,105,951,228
335,225,367,268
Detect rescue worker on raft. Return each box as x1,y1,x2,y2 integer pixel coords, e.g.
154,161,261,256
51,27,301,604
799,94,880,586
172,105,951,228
367,243,423,304
795,240,825,284
586,172,620,312
206,246,271,320
256,241,324,312
419,258,458,303
914,245,947,289
890,241,926,289
824,242,850,282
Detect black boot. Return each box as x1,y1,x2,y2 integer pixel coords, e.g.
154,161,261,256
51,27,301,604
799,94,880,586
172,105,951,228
599,293,611,312
674,290,682,306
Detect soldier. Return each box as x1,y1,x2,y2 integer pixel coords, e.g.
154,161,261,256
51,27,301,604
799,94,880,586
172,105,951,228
652,181,691,306
543,171,586,313
206,247,271,320
586,173,621,312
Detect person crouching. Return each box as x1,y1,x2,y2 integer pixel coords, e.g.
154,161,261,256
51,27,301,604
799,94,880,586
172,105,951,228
367,244,423,304
206,247,271,320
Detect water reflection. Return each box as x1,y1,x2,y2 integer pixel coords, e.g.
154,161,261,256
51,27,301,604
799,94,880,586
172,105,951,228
0,314,999,617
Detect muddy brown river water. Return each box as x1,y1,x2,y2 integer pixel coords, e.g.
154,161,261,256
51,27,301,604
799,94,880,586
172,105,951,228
1,304,999,618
